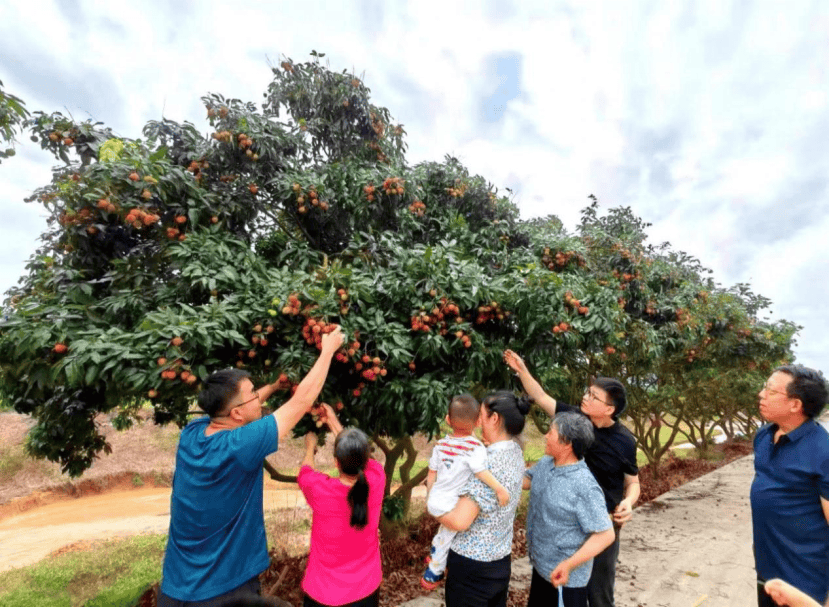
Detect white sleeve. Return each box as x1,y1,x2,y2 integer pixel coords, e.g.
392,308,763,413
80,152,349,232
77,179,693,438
467,443,488,474
428,443,441,471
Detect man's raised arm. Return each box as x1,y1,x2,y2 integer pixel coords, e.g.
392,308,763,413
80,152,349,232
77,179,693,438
272,326,344,440
503,349,557,416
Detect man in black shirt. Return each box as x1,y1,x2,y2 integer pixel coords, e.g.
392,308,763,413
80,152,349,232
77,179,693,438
504,350,639,607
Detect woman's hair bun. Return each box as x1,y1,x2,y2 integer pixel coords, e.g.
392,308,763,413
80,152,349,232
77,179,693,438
516,395,532,416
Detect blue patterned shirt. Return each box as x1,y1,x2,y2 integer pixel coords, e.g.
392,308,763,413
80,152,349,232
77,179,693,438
450,439,526,561
526,456,612,587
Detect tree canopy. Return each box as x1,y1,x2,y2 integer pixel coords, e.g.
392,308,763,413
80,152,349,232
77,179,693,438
0,54,797,508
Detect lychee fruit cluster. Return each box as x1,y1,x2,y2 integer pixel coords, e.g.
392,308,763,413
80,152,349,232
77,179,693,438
381,176,404,196
541,247,586,271
336,288,350,315
408,200,426,216
564,291,589,316
292,183,329,214
302,317,340,350
474,301,509,325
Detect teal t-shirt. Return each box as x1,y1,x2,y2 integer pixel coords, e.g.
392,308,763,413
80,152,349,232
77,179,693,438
160,415,279,601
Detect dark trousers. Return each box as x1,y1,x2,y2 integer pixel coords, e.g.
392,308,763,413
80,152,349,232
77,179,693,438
445,549,512,607
303,587,379,607
587,524,620,606
157,576,262,607
527,568,588,607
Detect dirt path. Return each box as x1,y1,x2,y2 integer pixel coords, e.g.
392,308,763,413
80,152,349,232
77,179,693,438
614,454,756,606
0,483,314,572
0,476,430,574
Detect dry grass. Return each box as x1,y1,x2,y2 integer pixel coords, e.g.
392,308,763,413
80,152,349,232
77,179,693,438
0,411,180,507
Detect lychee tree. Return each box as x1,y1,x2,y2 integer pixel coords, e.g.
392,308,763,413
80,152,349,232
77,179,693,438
0,55,579,503
0,53,797,516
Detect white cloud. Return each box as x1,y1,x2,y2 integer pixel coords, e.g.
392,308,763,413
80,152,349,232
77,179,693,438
0,0,826,376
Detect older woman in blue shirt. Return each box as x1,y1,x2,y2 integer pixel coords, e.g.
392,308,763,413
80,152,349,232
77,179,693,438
524,412,615,607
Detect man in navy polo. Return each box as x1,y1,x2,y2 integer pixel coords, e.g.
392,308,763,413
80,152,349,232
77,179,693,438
750,364,828,607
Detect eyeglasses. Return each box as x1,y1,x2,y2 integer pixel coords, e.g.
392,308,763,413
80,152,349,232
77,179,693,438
217,391,261,417
760,383,789,398
583,389,613,408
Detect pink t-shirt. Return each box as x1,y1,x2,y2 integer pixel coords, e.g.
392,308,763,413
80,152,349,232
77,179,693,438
298,458,385,605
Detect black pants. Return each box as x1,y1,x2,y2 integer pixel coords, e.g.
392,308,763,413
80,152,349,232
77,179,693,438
157,576,262,607
527,568,588,607
587,523,620,606
303,587,379,607
445,549,512,607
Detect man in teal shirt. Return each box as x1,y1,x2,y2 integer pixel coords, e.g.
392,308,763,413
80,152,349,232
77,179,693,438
158,327,343,606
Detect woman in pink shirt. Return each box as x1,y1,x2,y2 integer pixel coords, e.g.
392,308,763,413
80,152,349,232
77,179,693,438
298,403,385,607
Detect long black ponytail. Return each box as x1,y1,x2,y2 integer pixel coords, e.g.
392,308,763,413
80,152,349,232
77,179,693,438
334,427,370,529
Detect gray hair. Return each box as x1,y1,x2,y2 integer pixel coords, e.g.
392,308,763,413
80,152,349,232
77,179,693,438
552,412,595,459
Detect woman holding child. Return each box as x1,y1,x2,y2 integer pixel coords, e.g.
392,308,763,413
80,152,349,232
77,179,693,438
435,391,530,607
298,404,385,607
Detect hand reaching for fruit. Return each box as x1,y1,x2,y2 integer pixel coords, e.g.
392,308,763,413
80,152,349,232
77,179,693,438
320,325,345,355
503,350,528,375
310,402,344,436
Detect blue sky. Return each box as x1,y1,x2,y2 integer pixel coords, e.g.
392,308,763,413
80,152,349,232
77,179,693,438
1,0,827,376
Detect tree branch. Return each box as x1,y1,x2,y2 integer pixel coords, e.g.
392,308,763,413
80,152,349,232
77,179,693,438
263,459,298,483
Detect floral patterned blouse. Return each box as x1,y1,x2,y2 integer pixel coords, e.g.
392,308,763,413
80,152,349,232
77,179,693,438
450,439,526,561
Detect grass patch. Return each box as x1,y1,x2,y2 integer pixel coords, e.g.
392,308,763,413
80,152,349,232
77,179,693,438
0,534,166,607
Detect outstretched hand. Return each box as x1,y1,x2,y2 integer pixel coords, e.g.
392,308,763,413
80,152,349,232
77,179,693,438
320,325,345,355
503,350,528,375
312,402,343,435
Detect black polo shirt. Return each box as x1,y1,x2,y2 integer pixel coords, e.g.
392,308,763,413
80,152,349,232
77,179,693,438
556,403,639,512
